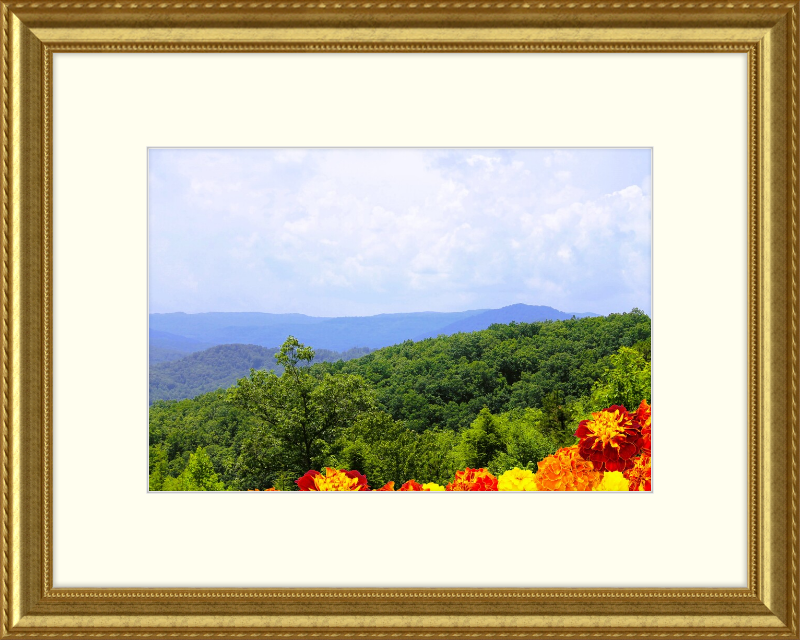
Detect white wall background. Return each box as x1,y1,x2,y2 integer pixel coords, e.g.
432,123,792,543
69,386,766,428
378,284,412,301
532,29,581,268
52,53,747,588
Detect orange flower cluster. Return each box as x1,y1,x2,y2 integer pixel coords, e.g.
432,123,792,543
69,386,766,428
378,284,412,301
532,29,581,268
626,454,651,491
296,467,369,491
445,468,499,491
248,401,651,493
535,446,601,491
571,399,651,492
377,480,446,491
636,399,651,458
530,399,651,492
623,400,652,491
283,467,503,491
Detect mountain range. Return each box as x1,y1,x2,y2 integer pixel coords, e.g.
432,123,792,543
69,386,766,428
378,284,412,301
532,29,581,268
150,304,596,362
148,304,599,404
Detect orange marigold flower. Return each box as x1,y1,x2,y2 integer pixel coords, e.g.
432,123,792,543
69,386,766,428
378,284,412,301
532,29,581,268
445,468,499,491
575,405,643,473
376,481,395,491
295,467,369,491
625,455,652,491
398,480,424,491
535,446,601,491
635,399,651,457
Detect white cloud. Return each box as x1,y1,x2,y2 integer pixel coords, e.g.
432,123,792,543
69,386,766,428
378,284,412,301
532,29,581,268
148,148,652,316
544,149,574,168
465,154,501,169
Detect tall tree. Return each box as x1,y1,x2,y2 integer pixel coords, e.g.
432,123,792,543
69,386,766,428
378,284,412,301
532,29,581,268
228,336,383,478
541,389,572,441
459,407,505,469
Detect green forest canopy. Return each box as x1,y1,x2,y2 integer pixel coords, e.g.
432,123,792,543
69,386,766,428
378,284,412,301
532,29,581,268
149,343,371,404
149,310,651,491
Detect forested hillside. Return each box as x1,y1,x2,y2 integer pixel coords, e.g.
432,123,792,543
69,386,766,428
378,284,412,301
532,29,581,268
149,343,370,403
316,311,650,432
149,310,651,491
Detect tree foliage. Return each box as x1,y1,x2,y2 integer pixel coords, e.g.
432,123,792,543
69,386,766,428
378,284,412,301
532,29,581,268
160,446,225,491
227,336,385,481
590,346,652,412
148,312,651,490
316,309,651,432
150,343,371,404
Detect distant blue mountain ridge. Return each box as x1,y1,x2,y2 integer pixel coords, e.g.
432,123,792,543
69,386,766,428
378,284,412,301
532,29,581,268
411,304,596,340
149,304,597,363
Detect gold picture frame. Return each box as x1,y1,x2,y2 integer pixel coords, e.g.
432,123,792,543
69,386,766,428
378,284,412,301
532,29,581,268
1,2,797,637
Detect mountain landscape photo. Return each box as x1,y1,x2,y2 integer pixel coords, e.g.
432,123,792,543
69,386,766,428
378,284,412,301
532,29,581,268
148,148,652,492
148,303,598,402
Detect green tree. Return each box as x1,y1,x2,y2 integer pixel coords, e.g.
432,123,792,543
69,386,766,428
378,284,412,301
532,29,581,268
232,422,288,490
162,446,225,491
228,337,383,479
539,389,576,446
590,346,651,411
408,429,460,486
498,408,561,470
633,337,651,361
458,408,505,469
330,412,417,488
148,444,169,491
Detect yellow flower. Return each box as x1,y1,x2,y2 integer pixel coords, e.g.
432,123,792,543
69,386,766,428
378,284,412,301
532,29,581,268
497,468,539,491
422,482,445,491
592,471,629,491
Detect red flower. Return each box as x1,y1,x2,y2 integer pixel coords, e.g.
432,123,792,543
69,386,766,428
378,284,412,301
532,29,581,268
398,480,424,491
635,400,651,457
295,468,369,491
343,469,370,491
446,468,499,491
376,481,396,491
296,469,321,491
575,405,643,473
626,455,652,491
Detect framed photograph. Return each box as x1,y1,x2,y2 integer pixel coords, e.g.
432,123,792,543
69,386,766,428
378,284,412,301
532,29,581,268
147,146,653,494
3,2,798,638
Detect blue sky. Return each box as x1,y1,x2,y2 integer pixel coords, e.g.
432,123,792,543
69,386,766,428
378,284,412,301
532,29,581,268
149,148,651,317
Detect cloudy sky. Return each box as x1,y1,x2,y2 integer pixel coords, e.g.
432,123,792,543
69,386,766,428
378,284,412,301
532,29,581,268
149,148,651,317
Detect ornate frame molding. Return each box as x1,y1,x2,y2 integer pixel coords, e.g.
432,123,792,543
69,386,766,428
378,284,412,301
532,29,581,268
1,4,798,637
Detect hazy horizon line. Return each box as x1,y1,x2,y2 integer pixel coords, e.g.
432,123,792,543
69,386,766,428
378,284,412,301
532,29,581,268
147,303,649,319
